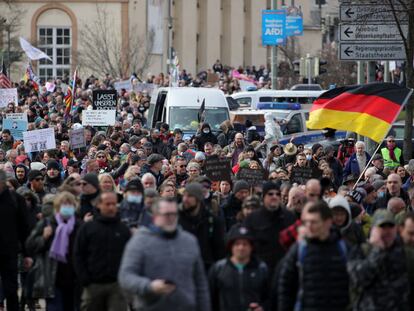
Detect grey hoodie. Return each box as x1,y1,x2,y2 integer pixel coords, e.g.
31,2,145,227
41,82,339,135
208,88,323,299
118,226,211,311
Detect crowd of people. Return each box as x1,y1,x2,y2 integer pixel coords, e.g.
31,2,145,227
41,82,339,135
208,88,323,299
1,72,414,311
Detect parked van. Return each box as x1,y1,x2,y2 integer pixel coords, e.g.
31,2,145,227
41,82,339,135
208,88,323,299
231,89,325,110
147,87,230,138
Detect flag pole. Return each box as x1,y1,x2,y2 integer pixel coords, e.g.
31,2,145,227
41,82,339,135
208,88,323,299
352,88,414,189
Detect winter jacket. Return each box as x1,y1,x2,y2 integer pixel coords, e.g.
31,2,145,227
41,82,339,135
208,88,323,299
0,188,29,255
74,214,130,286
326,156,343,188
119,199,144,228
43,175,62,194
343,152,370,180
208,257,269,311
195,132,218,151
179,205,226,269
220,194,242,230
25,216,80,298
246,126,261,144
118,226,211,311
373,189,410,213
348,239,411,311
140,164,165,187
79,192,99,219
149,138,169,158
217,130,236,148
243,207,296,274
278,234,349,311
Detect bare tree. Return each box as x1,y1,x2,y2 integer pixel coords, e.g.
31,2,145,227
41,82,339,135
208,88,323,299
278,37,302,89
318,42,357,88
0,1,25,69
78,5,154,79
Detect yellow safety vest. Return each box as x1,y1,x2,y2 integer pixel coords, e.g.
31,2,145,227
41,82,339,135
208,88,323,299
381,147,402,169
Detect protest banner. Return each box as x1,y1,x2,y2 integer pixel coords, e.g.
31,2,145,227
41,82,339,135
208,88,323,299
204,156,232,181
290,166,313,185
69,128,86,149
237,168,267,186
0,88,18,108
133,82,156,96
114,79,132,92
93,90,118,110
5,112,28,122
23,128,56,153
82,110,116,126
3,119,28,140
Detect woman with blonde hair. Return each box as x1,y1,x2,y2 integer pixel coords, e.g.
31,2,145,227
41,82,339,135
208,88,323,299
99,173,116,192
26,191,81,310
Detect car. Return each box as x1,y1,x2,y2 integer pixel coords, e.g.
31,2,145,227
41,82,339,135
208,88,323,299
290,84,323,91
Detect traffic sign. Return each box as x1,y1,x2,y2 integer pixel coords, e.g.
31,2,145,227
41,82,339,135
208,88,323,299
340,4,407,23
262,10,286,46
339,24,408,42
339,42,406,61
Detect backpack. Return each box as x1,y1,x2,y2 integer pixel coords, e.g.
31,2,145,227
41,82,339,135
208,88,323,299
294,239,347,311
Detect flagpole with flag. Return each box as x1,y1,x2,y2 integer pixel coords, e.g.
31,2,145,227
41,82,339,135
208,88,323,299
64,68,77,120
0,57,12,89
352,87,413,188
306,82,413,188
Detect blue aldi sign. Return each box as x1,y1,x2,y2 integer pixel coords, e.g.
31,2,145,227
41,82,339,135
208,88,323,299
262,10,286,46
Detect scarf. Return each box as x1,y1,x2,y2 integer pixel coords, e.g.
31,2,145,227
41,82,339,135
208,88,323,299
49,213,75,263
388,146,397,162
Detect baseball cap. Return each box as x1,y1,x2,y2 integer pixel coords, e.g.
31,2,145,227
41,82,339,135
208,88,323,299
372,209,395,227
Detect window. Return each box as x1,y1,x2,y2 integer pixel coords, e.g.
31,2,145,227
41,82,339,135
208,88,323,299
38,27,71,81
235,97,252,108
284,113,303,135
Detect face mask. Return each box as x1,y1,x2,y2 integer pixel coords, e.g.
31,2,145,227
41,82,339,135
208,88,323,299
127,194,142,204
203,129,210,134
306,155,312,161
378,191,385,198
60,205,75,218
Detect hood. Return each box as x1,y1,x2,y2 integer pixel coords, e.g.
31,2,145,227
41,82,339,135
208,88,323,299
264,112,274,122
328,195,352,231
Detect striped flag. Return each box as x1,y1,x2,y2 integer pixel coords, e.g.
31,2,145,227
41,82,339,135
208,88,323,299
64,69,77,117
23,64,40,91
0,61,12,88
306,83,413,143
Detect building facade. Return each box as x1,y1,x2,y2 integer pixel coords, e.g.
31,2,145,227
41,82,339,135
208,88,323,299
0,0,339,81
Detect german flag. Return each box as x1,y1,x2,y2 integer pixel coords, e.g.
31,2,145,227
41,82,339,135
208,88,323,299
306,83,412,142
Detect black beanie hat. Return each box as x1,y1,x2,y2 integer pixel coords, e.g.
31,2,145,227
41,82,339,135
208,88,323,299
82,173,100,190
47,160,60,171
125,178,144,193
28,170,43,182
262,180,281,196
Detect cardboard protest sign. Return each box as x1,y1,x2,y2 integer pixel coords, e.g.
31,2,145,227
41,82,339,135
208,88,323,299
23,128,56,153
82,110,116,126
92,90,117,110
204,156,232,181
290,166,313,185
237,168,267,186
0,88,18,108
3,119,28,140
69,128,86,149
6,112,28,122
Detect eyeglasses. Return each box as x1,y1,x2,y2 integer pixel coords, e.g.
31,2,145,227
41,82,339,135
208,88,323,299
266,191,281,197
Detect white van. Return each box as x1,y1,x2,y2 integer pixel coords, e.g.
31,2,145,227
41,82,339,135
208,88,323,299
231,89,325,110
147,87,230,137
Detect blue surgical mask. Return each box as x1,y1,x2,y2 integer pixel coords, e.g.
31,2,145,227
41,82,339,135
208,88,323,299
60,205,75,218
306,155,312,161
378,191,385,198
127,194,142,204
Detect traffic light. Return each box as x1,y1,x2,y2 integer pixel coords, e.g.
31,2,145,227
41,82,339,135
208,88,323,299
293,58,306,76
314,57,327,76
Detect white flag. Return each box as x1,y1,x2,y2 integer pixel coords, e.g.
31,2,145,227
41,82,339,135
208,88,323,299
19,37,52,61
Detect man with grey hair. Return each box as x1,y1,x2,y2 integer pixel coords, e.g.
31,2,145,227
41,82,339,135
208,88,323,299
141,173,157,190
403,159,414,191
387,197,406,216
343,141,370,181
118,198,210,311
0,169,31,311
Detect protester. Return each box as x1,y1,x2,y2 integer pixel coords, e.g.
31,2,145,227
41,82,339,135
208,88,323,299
74,191,130,311
118,198,210,311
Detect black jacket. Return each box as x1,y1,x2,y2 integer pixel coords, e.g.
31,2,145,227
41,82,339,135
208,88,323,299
150,138,168,158
195,132,218,151
278,234,349,311
0,188,29,255
79,192,99,218
373,189,410,212
243,207,296,274
179,205,225,269
74,214,131,286
209,257,269,311
221,194,242,231
140,164,165,187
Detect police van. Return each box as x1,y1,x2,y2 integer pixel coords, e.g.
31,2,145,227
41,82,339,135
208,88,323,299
230,92,346,145
147,87,230,139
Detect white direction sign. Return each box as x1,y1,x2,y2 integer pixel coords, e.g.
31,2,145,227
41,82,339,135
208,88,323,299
339,43,406,61
339,24,408,42
340,4,407,23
